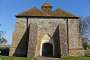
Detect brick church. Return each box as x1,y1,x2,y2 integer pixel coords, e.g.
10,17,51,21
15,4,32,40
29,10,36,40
9,2,84,58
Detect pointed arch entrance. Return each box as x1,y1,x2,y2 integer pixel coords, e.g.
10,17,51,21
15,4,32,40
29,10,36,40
39,34,54,57
42,43,53,57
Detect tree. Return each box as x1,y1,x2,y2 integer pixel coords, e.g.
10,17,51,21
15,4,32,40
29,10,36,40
80,17,90,49
80,17,90,38
82,37,88,50
0,25,7,45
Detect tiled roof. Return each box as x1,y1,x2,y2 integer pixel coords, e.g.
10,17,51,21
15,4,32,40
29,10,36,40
17,8,46,16
16,3,76,17
51,8,75,17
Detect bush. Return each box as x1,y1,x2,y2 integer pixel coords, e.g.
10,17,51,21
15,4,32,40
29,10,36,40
85,49,90,57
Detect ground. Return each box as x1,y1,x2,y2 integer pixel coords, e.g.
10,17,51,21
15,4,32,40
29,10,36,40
0,56,90,60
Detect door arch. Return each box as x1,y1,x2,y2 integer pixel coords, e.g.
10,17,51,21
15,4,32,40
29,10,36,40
42,43,53,57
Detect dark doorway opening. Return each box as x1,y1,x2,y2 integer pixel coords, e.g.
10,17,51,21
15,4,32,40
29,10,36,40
42,43,53,57
0,47,9,56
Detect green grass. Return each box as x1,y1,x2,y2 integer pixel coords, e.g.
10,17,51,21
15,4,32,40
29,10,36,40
61,56,90,60
0,56,90,60
0,56,36,60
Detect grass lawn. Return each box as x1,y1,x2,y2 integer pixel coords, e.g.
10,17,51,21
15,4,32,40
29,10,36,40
61,57,90,60
0,56,90,60
0,56,35,60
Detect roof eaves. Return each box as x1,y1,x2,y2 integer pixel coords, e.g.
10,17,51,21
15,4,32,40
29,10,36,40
16,16,79,19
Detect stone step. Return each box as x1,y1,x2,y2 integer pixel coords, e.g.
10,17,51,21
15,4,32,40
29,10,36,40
35,57,60,60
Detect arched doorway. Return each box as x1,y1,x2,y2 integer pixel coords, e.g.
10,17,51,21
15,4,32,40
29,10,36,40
42,43,53,57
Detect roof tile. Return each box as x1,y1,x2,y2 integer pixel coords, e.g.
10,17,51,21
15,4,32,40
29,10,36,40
16,4,76,17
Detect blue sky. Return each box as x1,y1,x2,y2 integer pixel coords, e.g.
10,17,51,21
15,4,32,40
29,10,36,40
0,0,90,45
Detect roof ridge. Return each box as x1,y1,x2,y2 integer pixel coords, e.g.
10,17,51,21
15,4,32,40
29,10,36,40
53,8,76,17
16,7,45,16
16,5,77,17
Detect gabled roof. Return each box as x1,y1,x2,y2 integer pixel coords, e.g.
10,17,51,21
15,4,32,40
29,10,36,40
16,3,77,17
52,8,75,17
17,7,46,16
